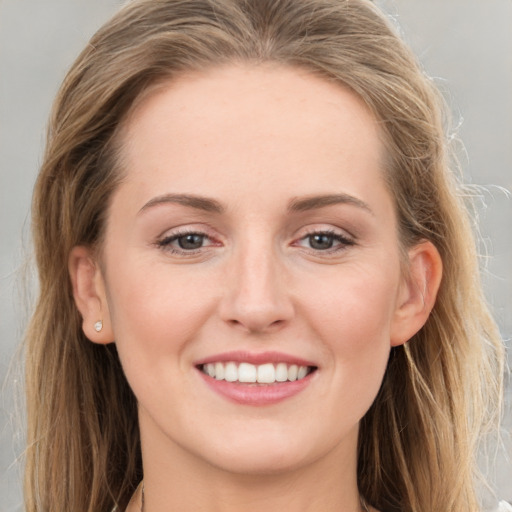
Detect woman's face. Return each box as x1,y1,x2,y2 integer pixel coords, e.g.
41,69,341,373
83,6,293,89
84,65,428,476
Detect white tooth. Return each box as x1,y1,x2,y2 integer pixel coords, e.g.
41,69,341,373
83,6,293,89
214,362,225,380
224,362,238,382
238,363,257,383
275,363,288,382
287,364,298,381
257,363,276,383
297,366,308,380
205,363,216,378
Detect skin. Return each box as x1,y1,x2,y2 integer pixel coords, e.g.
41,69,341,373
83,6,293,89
70,64,442,512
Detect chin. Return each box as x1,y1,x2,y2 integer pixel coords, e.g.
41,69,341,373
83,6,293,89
204,445,313,476
188,422,351,477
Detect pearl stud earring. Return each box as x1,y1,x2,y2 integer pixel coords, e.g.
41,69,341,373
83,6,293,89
94,320,103,332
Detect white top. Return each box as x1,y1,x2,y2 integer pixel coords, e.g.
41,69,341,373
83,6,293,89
109,501,512,512
108,501,512,512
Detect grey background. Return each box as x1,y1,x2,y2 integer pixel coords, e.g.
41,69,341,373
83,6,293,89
1,1,511,510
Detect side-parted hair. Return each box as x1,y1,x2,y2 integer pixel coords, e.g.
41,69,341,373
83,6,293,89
25,1,504,511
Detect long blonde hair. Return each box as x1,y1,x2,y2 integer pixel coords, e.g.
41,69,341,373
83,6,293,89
25,0,504,510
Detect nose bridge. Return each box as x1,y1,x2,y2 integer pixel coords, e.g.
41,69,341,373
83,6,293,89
220,232,293,332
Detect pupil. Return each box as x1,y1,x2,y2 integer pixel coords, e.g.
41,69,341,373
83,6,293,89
178,234,204,249
310,234,333,250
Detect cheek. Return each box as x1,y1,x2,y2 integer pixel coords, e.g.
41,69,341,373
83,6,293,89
104,259,217,381
305,263,400,349
301,262,400,400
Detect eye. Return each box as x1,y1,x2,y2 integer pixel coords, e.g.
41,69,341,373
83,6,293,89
308,233,337,250
156,230,217,254
174,233,206,250
296,230,355,252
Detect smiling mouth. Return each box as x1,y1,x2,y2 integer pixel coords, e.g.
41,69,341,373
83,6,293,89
198,362,317,384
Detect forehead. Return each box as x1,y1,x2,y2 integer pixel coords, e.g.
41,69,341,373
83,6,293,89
115,64,389,216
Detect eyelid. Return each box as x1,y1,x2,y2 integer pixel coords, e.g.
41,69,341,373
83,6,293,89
294,224,355,241
156,221,223,242
153,223,356,257
155,225,222,255
292,226,356,253
158,231,213,246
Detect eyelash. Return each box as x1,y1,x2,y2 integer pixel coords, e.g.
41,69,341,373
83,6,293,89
295,229,355,254
156,229,218,255
156,228,355,256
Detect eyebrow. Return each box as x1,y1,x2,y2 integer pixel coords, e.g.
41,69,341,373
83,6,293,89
138,192,373,216
138,193,224,215
288,194,374,215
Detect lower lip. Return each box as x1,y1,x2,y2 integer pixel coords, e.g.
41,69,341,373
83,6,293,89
197,370,315,406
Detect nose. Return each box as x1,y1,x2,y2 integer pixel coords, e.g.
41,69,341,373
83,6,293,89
218,240,294,333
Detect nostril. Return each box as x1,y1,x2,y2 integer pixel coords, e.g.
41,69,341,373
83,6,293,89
225,316,288,333
218,269,294,332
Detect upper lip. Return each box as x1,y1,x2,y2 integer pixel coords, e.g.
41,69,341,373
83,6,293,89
194,350,317,368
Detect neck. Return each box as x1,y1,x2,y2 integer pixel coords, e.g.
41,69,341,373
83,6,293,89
135,417,363,512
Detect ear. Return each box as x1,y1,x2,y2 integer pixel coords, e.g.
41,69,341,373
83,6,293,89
68,245,115,344
390,241,442,347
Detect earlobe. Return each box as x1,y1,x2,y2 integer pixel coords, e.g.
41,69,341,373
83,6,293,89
68,246,115,344
390,241,443,347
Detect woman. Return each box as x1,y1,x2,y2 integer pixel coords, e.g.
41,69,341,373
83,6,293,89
24,0,507,511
